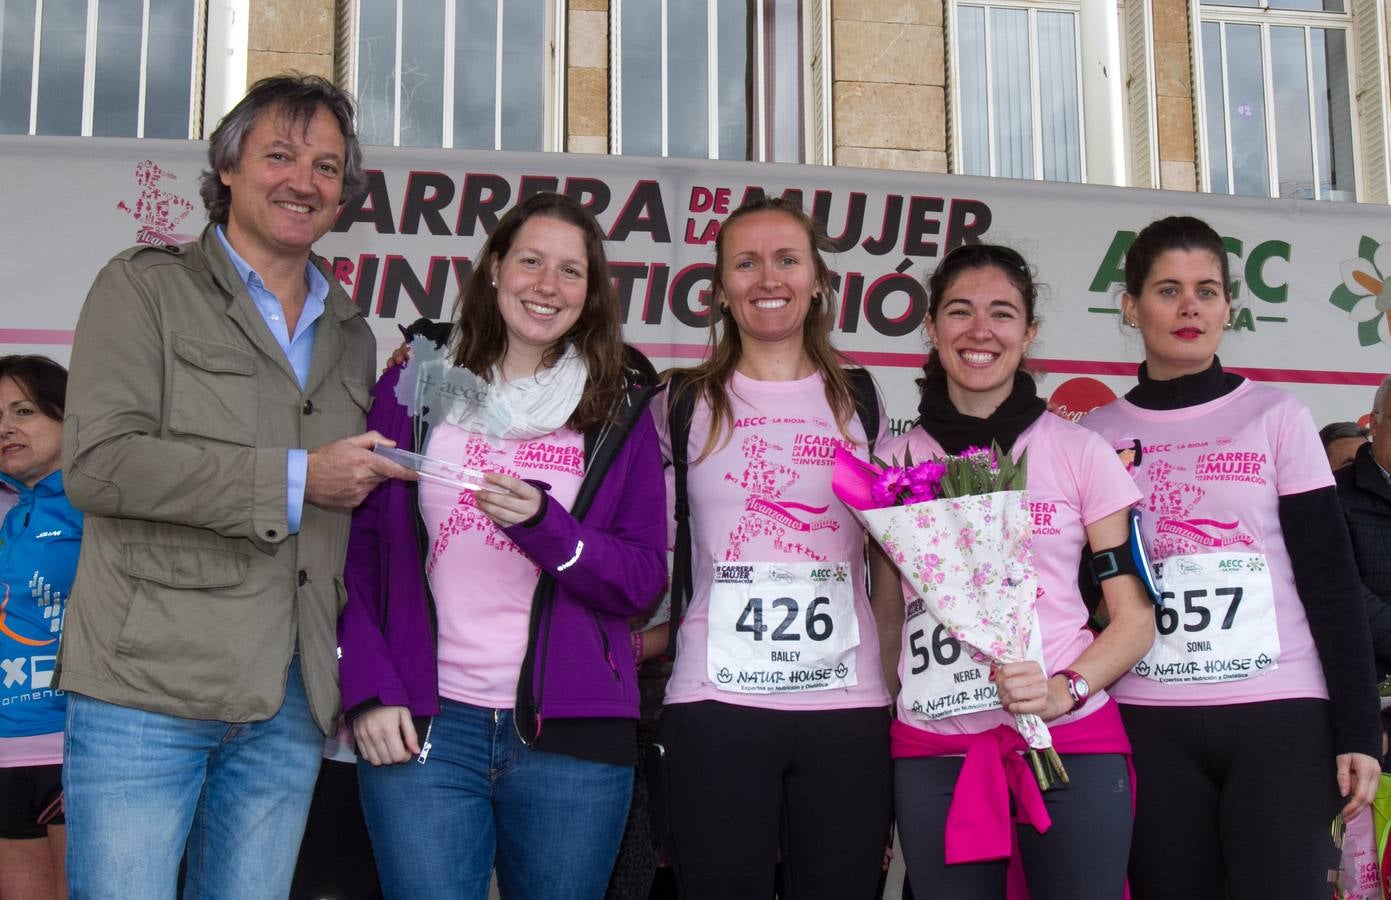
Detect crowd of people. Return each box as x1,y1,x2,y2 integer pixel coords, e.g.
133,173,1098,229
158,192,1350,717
2,73,1388,900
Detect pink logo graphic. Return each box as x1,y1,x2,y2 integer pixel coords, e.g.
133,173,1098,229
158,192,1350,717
428,436,532,572
723,435,838,561
116,160,196,247
1155,517,1255,549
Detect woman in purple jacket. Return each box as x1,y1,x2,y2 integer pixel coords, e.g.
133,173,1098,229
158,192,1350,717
338,192,668,900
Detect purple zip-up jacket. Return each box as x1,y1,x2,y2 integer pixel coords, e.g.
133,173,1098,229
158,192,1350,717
337,365,667,726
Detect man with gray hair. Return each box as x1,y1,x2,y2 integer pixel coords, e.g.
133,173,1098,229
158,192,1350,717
1336,373,1391,686
60,74,409,898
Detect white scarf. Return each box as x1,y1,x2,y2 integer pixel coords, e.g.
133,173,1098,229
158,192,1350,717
445,345,588,440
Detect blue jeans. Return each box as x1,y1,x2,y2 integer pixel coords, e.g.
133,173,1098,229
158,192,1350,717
357,700,633,900
63,657,324,900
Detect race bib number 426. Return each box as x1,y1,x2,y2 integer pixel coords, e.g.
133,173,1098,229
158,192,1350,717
706,561,859,693
1132,553,1280,684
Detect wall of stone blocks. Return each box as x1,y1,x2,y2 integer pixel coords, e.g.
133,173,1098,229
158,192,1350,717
246,0,337,86
832,0,949,173
568,0,610,154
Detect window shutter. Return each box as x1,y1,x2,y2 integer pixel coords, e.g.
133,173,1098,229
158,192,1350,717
1352,0,1389,202
805,0,831,164
1123,0,1158,187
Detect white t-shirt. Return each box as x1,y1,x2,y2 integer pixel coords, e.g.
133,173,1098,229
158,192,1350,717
421,423,584,708
878,412,1141,734
657,370,892,710
1082,380,1332,706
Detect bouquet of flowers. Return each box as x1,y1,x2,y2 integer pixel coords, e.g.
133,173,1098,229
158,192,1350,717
833,441,1068,791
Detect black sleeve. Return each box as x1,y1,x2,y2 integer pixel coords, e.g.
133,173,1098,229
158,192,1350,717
1278,486,1382,758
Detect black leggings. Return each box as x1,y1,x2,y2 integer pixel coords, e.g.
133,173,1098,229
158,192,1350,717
658,701,892,900
895,752,1132,900
1121,699,1341,900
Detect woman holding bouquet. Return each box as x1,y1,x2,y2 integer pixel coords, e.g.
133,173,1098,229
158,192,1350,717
1082,215,1380,900
880,243,1155,899
338,192,668,899
655,197,895,900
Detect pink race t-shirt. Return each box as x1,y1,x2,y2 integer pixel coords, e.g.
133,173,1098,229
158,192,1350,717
1082,380,1332,706
879,412,1142,735
657,370,891,711
420,423,584,708
0,732,62,767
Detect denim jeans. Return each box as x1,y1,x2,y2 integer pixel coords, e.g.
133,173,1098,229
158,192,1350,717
357,699,633,900
63,657,324,900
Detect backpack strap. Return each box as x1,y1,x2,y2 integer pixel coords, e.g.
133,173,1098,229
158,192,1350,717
664,373,697,659
845,367,881,454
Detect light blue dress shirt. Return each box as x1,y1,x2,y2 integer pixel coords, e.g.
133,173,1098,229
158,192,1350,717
214,226,329,534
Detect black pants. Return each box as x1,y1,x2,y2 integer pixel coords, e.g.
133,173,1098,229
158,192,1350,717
1121,699,1342,900
895,752,1132,899
659,702,892,900
290,759,382,900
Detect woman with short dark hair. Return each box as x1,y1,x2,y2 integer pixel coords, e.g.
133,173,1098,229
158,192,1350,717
0,354,75,900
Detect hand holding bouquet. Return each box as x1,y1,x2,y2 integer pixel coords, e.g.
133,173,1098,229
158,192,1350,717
833,441,1068,791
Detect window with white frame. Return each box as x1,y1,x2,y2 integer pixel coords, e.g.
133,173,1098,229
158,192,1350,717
1197,0,1356,200
353,0,561,150
0,0,201,137
611,0,813,163
950,0,1085,182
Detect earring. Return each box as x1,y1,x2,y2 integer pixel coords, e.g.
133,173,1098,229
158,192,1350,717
1125,319,1138,329
490,280,497,288
1223,320,1234,330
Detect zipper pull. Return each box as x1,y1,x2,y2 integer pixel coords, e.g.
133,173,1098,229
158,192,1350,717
605,649,621,681
416,717,434,764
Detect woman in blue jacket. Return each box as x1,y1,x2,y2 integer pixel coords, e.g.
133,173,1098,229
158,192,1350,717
338,193,668,900
0,355,77,900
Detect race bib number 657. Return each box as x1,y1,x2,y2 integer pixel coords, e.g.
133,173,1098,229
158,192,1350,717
706,561,859,693
1133,553,1280,684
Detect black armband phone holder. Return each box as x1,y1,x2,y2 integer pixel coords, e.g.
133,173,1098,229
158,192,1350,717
1089,508,1163,606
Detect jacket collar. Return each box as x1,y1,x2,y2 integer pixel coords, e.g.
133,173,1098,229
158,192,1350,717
198,225,362,395
199,225,359,323
0,468,63,497
1352,441,1391,504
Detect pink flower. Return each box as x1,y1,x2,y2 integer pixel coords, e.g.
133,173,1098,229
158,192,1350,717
871,467,911,507
906,460,946,501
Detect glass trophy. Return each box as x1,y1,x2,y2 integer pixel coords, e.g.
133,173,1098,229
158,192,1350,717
373,445,491,492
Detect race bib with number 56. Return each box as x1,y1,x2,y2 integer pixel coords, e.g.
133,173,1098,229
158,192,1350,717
899,595,1045,722
706,560,859,693
1133,553,1280,684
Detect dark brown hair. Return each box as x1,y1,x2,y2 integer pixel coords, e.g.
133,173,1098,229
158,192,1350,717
667,196,862,460
451,192,625,430
0,355,67,421
918,243,1039,389
1124,215,1231,300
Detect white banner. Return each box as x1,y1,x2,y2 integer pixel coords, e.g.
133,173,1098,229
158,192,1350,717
4,136,1390,429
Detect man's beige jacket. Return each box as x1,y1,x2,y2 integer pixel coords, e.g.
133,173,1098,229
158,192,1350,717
59,226,374,733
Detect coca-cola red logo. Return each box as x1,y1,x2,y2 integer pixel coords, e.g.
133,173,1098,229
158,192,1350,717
1048,377,1116,422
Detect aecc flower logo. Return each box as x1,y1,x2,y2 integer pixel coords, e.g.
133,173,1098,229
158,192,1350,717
1329,236,1391,347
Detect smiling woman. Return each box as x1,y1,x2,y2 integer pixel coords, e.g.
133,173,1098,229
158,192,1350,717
882,245,1151,899
654,197,895,900
339,192,668,900
0,355,76,900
